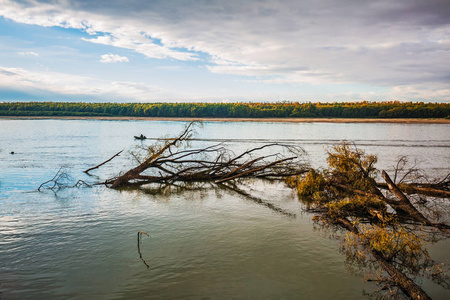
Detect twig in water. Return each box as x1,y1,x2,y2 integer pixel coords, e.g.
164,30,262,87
38,167,71,191
38,168,92,191
137,231,150,269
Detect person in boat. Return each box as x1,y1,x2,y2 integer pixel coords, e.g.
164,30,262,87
140,134,145,139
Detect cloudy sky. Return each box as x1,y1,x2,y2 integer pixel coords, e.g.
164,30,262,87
0,0,449,102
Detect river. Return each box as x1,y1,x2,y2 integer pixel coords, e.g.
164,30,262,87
1,119,449,299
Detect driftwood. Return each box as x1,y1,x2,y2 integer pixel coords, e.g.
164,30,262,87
105,123,308,188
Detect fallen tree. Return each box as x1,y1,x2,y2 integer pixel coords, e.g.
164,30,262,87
103,122,308,188
39,122,308,216
286,142,449,299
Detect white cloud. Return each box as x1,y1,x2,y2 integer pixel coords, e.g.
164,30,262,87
0,65,172,101
388,85,450,102
84,32,198,61
18,51,39,56
2,64,448,102
100,54,129,63
0,0,198,61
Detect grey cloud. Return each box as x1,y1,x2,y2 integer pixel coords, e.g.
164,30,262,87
22,0,450,31
365,0,450,26
0,69,17,76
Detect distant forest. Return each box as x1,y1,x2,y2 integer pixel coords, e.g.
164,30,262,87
1,101,449,119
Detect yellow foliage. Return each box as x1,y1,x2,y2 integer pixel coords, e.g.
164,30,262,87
326,195,385,218
286,169,326,200
345,224,430,268
326,142,378,192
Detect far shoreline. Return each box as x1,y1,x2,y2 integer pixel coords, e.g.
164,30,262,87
1,116,449,124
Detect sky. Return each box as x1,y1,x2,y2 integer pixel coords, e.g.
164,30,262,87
0,0,449,103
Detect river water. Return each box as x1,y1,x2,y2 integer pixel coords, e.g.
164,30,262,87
0,119,449,299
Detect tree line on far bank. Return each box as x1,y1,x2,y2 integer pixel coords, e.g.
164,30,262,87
0,101,449,119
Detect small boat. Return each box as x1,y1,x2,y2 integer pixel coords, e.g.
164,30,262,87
134,135,147,140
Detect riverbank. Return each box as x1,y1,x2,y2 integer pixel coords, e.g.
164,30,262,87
1,116,449,124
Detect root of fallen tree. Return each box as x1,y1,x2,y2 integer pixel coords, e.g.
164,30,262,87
104,122,308,188
286,142,450,300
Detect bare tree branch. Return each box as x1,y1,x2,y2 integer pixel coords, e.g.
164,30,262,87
84,150,123,174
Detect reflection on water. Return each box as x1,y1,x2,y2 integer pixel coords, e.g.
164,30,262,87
0,120,449,299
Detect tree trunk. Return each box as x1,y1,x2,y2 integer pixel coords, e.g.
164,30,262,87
377,182,450,198
382,171,432,225
371,250,432,300
337,217,432,300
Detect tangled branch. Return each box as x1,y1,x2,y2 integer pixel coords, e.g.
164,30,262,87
105,122,308,188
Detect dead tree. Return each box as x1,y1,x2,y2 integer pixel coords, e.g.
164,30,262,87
105,123,308,188
108,123,195,188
